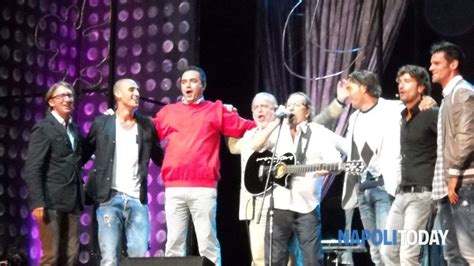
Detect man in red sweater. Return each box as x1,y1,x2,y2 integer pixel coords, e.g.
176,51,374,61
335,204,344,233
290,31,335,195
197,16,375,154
153,66,255,265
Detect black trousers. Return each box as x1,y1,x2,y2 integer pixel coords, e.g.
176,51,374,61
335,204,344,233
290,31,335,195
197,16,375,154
264,207,323,266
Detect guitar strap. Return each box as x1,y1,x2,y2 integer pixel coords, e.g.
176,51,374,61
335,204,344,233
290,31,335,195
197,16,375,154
295,126,312,164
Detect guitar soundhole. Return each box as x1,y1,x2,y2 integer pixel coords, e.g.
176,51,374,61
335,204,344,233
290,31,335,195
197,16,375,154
275,163,287,179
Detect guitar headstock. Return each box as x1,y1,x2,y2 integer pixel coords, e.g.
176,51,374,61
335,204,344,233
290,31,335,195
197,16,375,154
344,160,365,175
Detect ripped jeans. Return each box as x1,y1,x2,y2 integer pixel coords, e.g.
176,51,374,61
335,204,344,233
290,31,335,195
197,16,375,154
96,191,150,266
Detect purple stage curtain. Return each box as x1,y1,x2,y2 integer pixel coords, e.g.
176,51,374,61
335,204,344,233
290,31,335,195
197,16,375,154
303,0,408,200
256,0,408,200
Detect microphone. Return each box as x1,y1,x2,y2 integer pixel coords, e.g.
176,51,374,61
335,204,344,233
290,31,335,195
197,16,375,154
275,105,293,119
275,110,293,119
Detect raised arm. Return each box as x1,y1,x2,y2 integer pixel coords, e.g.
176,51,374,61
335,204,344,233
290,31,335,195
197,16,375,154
220,101,256,137
250,118,281,151
314,99,345,127
314,79,349,127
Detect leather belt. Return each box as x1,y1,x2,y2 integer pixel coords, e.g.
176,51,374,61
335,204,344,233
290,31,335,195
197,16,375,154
397,185,432,194
461,177,474,186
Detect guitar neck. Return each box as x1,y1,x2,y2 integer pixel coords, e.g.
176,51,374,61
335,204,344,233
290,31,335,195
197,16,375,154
285,163,341,175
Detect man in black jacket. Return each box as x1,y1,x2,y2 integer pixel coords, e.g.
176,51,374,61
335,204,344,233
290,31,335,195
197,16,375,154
83,79,162,265
24,81,84,266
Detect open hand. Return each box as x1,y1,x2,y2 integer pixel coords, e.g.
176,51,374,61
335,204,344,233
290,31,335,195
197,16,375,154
419,96,437,111
103,108,115,115
224,104,237,112
313,170,329,176
336,79,350,104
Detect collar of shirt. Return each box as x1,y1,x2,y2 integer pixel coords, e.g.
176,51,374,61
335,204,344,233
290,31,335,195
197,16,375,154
360,99,379,114
442,75,462,97
51,110,72,127
401,100,421,119
296,120,309,134
181,96,205,105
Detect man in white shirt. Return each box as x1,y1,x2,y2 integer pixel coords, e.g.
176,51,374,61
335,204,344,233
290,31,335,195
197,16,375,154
228,91,346,265
252,92,347,265
341,70,402,266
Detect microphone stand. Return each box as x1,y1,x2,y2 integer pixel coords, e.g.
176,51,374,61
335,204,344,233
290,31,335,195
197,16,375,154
255,117,285,266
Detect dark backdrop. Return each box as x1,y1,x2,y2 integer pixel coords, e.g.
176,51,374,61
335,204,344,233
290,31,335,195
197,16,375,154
199,1,257,265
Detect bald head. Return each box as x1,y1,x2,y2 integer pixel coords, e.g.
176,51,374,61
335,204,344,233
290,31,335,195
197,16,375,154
114,79,138,96
113,79,140,110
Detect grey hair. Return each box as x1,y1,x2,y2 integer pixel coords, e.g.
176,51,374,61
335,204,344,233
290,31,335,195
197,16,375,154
252,92,278,110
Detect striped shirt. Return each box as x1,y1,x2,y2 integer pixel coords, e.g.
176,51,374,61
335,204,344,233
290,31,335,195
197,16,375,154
432,76,464,200
431,100,447,200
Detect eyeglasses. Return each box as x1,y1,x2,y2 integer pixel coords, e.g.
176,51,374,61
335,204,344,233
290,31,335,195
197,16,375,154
51,93,74,100
285,102,306,109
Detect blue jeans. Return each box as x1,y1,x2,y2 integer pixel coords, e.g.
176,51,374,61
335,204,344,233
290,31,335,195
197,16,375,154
451,185,474,264
421,205,447,266
437,197,469,266
96,192,150,266
357,187,392,266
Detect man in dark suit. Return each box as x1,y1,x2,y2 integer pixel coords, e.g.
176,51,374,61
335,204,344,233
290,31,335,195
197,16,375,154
23,81,84,265
83,79,162,265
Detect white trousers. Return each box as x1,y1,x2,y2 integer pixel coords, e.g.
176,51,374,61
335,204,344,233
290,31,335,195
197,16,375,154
165,187,221,266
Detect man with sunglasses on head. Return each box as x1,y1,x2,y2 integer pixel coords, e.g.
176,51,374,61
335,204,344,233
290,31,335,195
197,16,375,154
24,81,84,265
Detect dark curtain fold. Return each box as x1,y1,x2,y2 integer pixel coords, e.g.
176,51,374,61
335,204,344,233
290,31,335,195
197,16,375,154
256,0,303,103
303,0,408,199
305,0,407,129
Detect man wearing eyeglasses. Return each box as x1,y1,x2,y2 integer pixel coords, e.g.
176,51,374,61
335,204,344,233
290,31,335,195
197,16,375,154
24,81,84,265
83,79,163,265
251,92,347,266
227,90,347,266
